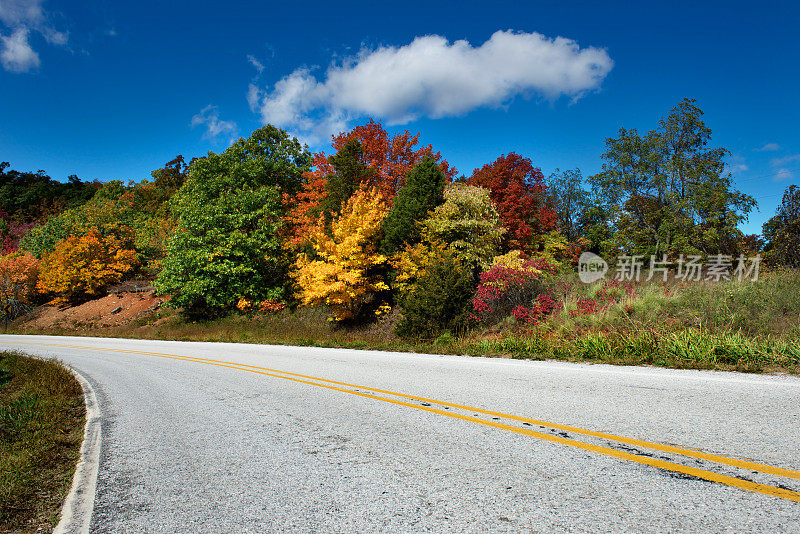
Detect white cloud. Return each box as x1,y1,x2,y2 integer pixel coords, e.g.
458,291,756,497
246,83,263,112
756,142,780,152
0,0,43,26
0,27,38,72
43,26,66,45
0,0,67,73
775,168,794,182
250,30,613,143
247,54,264,74
191,105,238,142
771,154,800,167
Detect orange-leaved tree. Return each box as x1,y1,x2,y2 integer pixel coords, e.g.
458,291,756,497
284,120,456,249
0,251,40,321
38,229,137,303
294,186,390,322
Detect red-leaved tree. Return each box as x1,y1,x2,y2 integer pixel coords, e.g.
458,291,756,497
467,153,556,252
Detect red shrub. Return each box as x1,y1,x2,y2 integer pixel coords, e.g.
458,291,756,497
471,258,557,326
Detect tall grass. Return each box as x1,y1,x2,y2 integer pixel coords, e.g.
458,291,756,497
0,352,85,531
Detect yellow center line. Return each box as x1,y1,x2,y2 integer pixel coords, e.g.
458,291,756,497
4,340,800,503
29,341,797,480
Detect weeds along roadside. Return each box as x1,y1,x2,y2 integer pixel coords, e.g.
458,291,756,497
9,269,800,375
0,352,85,532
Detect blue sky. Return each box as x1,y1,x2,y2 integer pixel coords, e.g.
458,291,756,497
1,0,798,235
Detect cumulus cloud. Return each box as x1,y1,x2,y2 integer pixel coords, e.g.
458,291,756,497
249,30,613,143
757,142,780,152
0,0,67,73
0,0,44,26
0,27,38,72
191,105,238,143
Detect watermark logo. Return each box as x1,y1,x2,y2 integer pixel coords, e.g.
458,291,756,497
577,253,761,284
578,252,609,283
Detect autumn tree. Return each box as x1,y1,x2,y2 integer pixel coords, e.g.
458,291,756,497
156,126,311,316
466,153,555,252
0,252,39,323
37,229,137,303
294,186,390,322
284,120,456,249
381,157,447,255
590,99,756,256
421,184,504,271
763,184,800,267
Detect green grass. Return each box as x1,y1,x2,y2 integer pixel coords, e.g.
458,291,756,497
0,352,85,533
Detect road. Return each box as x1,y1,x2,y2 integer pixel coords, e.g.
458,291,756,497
1,334,798,533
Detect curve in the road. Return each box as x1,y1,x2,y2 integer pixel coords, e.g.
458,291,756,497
7,339,800,504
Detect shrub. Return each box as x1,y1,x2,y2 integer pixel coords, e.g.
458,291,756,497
37,229,137,303
512,295,560,325
471,254,557,326
396,247,475,338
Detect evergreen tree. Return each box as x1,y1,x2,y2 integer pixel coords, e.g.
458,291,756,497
381,156,446,255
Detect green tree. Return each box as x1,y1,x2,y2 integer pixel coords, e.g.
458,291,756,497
763,185,800,267
546,168,590,241
381,156,447,255
155,126,311,316
589,99,756,257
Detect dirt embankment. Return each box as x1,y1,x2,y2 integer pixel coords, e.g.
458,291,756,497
21,289,169,330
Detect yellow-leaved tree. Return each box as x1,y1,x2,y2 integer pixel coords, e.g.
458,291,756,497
38,229,138,303
294,186,390,322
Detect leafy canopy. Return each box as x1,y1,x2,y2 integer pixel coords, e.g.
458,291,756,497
285,120,456,249
763,184,800,267
37,229,137,304
156,126,311,316
590,98,756,256
421,184,504,270
467,153,555,252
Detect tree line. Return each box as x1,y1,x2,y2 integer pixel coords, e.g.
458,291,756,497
1,99,798,335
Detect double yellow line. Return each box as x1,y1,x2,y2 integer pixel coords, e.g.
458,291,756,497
5,340,800,503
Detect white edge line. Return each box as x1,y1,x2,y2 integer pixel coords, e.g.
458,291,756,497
53,366,101,534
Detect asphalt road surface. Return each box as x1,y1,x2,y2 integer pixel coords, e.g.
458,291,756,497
1,335,798,533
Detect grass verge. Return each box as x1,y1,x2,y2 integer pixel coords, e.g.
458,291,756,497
0,352,85,533
9,269,800,375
